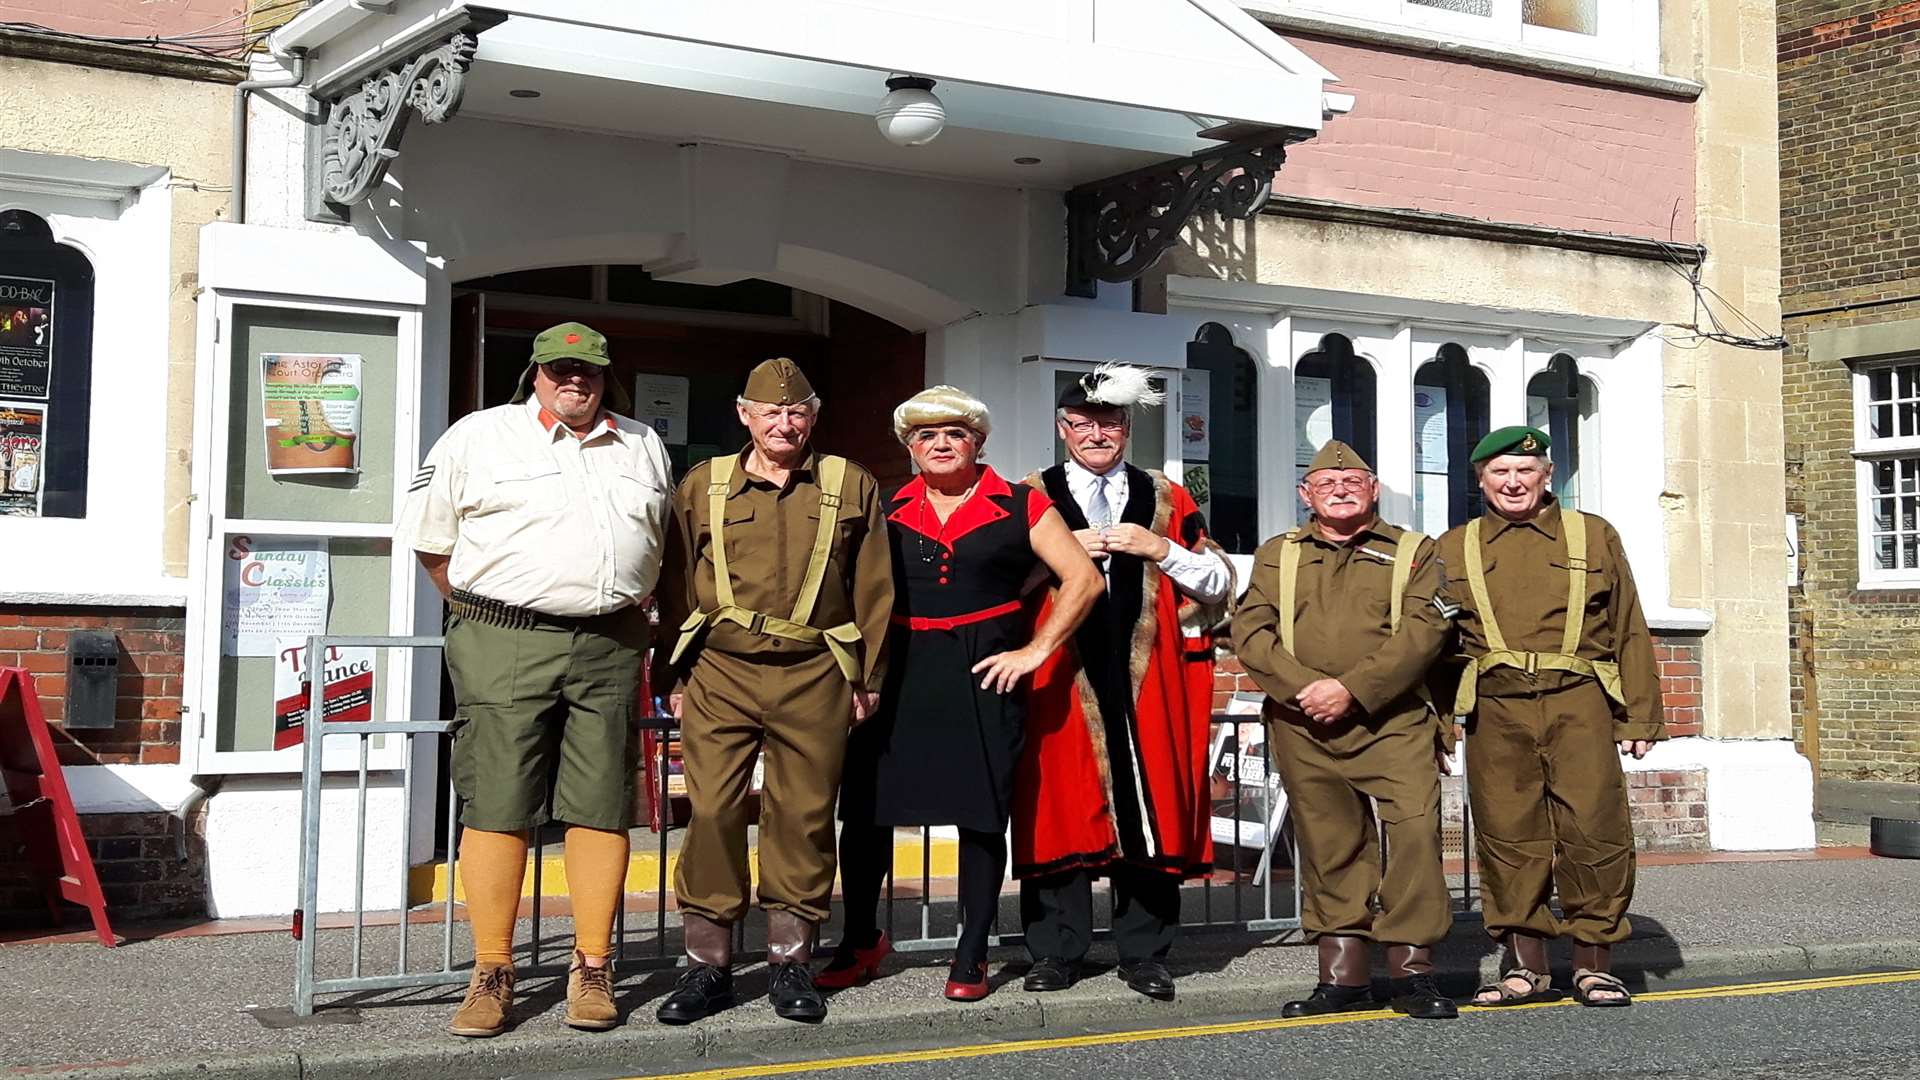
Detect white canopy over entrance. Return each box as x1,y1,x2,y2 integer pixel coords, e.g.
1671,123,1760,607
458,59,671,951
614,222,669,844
274,0,1339,190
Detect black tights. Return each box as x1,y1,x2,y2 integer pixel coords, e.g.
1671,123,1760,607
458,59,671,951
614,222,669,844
839,824,1007,971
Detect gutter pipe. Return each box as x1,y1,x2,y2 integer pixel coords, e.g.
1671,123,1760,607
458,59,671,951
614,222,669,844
231,49,308,225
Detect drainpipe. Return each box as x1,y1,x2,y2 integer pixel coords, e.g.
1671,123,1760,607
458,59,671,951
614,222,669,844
231,49,308,225
173,775,223,863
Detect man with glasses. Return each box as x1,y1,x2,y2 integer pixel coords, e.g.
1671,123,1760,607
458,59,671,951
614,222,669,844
1231,440,1457,1020
1014,364,1233,1001
651,358,893,1025
398,322,673,1037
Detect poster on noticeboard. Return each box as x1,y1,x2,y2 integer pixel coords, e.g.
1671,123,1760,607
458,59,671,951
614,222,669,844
0,275,54,401
261,353,362,475
0,400,47,517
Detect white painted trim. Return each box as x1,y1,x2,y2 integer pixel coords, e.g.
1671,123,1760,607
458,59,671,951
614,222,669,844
199,223,429,306
1621,738,1816,852
1167,277,1659,344
1242,0,1666,77
0,764,201,816
0,590,188,607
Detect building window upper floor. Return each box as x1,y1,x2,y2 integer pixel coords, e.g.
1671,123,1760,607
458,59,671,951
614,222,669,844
1260,0,1663,75
1854,356,1920,588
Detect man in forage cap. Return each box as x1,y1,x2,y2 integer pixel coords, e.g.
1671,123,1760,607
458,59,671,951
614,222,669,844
1437,425,1664,1008
1013,364,1235,1001
651,358,894,1025
1232,439,1458,1020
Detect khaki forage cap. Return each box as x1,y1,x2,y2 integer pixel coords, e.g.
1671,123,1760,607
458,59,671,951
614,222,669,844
1304,439,1373,476
742,358,815,405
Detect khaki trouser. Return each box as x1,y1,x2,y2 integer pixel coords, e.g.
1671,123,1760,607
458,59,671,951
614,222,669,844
672,646,851,925
1466,679,1635,945
1269,707,1451,947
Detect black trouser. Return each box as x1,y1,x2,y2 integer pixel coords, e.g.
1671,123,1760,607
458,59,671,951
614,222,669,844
839,825,1008,970
1020,866,1181,966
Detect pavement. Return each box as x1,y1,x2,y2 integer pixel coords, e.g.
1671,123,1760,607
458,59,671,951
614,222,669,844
1817,777,1920,825
4,855,1920,1080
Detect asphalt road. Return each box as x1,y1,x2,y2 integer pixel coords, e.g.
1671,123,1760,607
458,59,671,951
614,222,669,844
566,969,1920,1080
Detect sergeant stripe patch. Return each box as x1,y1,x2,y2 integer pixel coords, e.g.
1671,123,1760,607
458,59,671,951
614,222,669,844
408,465,435,492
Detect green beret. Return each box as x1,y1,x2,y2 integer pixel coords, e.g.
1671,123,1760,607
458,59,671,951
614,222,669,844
1470,425,1550,463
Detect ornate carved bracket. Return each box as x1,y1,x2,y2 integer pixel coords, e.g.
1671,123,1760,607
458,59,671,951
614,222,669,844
1065,128,1314,298
316,18,499,208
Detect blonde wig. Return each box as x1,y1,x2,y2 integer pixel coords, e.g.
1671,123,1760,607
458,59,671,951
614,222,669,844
892,385,992,445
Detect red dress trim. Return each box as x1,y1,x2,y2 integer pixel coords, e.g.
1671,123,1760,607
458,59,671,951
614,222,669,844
889,466,1050,546
889,599,1025,631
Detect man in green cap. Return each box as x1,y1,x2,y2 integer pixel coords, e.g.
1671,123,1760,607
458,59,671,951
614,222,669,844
1232,439,1457,1020
397,322,674,1037
651,358,894,1025
1438,425,1664,1009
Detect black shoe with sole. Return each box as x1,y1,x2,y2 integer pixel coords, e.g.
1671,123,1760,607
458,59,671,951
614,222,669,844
769,961,828,1023
1387,974,1459,1019
1281,982,1378,1018
655,965,734,1025
1118,960,1176,1001
1022,957,1077,992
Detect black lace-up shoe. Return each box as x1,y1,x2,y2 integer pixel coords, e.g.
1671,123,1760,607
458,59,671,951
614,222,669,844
1281,982,1378,1018
655,965,734,1025
1388,974,1459,1019
769,961,827,1023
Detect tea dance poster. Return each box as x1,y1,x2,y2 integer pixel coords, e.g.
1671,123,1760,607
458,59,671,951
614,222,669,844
260,353,362,475
0,400,46,517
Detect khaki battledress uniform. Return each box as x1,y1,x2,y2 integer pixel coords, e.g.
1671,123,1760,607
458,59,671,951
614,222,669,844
1232,515,1454,947
1436,501,1665,945
655,446,893,925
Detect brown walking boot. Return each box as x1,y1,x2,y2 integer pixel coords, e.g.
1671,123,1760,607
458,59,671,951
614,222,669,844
449,961,515,1037
565,950,619,1030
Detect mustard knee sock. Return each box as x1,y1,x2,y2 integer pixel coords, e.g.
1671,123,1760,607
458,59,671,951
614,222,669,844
459,827,529,966
565,826,630,960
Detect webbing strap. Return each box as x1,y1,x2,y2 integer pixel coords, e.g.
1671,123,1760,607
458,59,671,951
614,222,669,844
1561,509,1589,657
706,455,737,609
1277,531,1301,655
1277,528,1425,650
1455,510,1620,714
676,453,859,684
789,455,846,627
1389,530,1425,634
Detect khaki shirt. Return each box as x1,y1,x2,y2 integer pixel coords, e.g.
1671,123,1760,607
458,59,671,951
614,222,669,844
1232,516,1450,734
396,398,674,616
1435,502,1665,741
655,448,894,691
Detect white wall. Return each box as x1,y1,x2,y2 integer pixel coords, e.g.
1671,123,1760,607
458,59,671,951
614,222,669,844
0,174,181,604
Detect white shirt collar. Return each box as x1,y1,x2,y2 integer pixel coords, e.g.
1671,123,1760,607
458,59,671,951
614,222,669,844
1062,457,1129,507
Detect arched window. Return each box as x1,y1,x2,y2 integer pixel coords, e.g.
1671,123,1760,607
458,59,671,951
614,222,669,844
1184,323,1259,553
1526,354,1598,510
1294,333,1377,493
1414,343,1491,530
0,210,95,518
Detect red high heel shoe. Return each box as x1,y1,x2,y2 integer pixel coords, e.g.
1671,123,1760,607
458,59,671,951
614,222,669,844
944,960,991,1002
815,932,892,990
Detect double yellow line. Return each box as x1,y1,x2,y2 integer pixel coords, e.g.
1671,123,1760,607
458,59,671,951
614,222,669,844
634,969,1920,1080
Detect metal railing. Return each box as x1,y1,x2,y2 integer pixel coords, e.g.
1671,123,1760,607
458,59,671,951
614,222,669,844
292,636,1479,1014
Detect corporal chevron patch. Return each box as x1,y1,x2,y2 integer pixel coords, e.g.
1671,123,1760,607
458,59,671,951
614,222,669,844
408,465,435,492
1431,594,1462,619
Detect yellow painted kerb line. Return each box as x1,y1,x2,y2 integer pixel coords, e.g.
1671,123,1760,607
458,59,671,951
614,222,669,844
632,969,1920,1080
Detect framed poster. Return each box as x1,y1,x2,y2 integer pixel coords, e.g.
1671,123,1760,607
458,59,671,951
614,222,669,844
0,400,46,517
272,637,375,750
221,535,331,657
0,275,53,401
261,353,362,475
1180,369,1211,460
634,373,691,445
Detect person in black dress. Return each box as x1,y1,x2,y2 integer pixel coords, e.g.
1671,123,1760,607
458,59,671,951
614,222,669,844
822,385,1102,1001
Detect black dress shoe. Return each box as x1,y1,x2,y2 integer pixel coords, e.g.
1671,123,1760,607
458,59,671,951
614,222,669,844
1387,974,1459,1020
1118,960,1176,1001
1022,957,1077,992
1281,982,1378,1018
768,961,828,1023
655,965,734,1025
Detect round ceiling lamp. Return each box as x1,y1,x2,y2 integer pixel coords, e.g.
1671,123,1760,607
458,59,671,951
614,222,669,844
876,75,945,147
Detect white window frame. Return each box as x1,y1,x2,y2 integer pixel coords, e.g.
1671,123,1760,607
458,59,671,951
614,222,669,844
1274,0,1661,74
182,289,426,775
1850,356,1920,590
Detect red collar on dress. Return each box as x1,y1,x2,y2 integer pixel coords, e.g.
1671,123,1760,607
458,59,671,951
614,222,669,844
890,465,1013,546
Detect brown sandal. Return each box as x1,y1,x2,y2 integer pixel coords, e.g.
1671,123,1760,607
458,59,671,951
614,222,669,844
1471,967,1555,1006
1572,969,1632,1007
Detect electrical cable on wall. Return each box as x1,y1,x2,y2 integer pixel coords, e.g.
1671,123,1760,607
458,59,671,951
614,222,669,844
1649,205,1788,352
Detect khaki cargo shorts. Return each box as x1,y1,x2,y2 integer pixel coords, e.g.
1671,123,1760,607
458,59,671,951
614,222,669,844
443,610,648,832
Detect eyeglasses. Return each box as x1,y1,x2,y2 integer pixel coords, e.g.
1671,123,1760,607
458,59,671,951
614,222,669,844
910,426,977,445
747,405,816,423
1305,477,1373,494
540,359,604,380
1063,419,1127,436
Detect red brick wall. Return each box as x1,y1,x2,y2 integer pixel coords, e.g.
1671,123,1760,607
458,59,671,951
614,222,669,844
1626,768,1710,852
0,606,186,766
0,809,207,929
